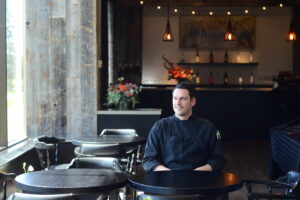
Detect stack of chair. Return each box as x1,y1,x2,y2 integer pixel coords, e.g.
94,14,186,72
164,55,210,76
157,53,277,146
245,170,300,200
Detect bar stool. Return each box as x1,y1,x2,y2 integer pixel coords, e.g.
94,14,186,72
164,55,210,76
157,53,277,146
99,129,140,174
33,136,65,170
0,171,16,200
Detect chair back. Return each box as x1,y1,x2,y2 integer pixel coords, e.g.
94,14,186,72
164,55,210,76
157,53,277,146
8,193,78,200
0,171,16,200
67,157,123,171
99,129,141,174
33,136,65,170
74,143,124,157
138,194,202,200
99,129,138,137
278,171,300,185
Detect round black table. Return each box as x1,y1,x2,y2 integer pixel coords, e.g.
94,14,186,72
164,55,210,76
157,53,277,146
72,135,146,147
128,170,243,196
15,169,128,194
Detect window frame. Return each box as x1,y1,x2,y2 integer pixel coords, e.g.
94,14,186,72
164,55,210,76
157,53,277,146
0,0,8,147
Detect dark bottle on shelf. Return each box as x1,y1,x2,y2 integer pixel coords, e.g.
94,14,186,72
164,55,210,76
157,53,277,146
208,72,214,85
224,50,229,63
224,72,229,85
209,50,214,63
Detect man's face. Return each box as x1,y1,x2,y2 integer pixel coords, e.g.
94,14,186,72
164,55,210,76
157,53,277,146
172,88,196,119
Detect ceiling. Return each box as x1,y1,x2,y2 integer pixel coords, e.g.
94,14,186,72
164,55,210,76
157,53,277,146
121,0,300,7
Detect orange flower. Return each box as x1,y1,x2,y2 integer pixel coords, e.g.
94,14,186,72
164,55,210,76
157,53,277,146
119,84,127,92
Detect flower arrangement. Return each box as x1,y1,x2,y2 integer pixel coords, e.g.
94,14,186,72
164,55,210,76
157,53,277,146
163,55,194,81
106,77,141,110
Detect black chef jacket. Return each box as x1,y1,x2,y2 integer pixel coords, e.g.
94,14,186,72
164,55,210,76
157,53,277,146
142,115,224,171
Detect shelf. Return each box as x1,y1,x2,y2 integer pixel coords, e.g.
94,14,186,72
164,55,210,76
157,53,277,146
177,62,258,66
142,84,272,88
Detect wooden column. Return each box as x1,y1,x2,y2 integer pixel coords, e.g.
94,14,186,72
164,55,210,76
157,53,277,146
26,0,98,139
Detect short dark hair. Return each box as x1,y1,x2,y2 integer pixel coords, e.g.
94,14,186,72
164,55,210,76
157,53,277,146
173,81,196,99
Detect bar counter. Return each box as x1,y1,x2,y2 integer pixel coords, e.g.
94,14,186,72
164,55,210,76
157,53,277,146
137,84,300,140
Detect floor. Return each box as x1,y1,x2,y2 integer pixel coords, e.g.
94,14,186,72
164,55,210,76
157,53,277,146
222,140,270,200
4,140,271,200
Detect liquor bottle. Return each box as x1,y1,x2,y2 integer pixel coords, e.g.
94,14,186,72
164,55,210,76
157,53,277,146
195,49,200,63
180,53,185,63
249,50,253,63
238,73,244,85
224,72,229,85
209,50,214,63
224,50,229,63
236,51,240,63
195,72,201,84
249,72,254,84
208,72,214,85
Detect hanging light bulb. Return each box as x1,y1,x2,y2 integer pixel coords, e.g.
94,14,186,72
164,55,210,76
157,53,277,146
163,0,173,41
286,20,297,41
224,18,236,41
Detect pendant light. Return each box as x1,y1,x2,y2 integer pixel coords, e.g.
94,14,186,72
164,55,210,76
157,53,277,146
163,0,173,41
224,0,235,41
224,19,236,41
286,20,297,41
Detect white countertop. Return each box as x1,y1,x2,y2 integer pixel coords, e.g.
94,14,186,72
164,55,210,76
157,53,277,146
98,108,162,115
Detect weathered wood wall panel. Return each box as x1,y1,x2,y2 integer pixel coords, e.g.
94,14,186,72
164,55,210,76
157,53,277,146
26,0,98,139
51,18,67,138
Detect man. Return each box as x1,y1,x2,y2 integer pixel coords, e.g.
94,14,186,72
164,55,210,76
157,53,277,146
142,82,224,171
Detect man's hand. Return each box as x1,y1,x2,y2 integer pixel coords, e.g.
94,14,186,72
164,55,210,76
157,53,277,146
194,164,212,171
153,165,171,171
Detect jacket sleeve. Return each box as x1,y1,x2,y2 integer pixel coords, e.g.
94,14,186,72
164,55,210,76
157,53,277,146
206,127,225,171
142,122,162,171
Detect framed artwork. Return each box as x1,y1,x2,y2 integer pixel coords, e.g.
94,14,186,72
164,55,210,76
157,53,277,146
179,16,256,49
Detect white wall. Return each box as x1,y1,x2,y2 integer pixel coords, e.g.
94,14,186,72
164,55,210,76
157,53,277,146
142,7,293,85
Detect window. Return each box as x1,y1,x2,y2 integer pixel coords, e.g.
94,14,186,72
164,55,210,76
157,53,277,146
0,0,26,147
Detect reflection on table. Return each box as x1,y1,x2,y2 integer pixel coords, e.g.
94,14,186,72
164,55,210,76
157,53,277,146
15,169,128,194
129,170,242,197
72,135,146,147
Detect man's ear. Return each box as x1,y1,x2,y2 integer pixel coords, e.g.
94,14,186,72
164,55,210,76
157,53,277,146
191,97,196,106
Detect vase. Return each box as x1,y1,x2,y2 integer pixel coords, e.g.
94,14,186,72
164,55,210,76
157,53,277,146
116,101,130,110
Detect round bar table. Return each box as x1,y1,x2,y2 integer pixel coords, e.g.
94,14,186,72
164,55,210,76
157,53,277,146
72,135,146,147
129,170,243,198
15,169,128,194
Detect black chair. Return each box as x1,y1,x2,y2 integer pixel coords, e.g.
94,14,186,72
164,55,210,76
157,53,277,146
99,129,140,174
245,171,300,200
0,171,16,200
74,143,125,157
138,194,203,200
33,136,65,170
67,157,123,171
67,157,124,200
8,193,79,200
99,129,138,137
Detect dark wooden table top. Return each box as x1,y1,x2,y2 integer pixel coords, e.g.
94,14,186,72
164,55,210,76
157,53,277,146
72,135,146,146
128,170,243,195
15,169,128,194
